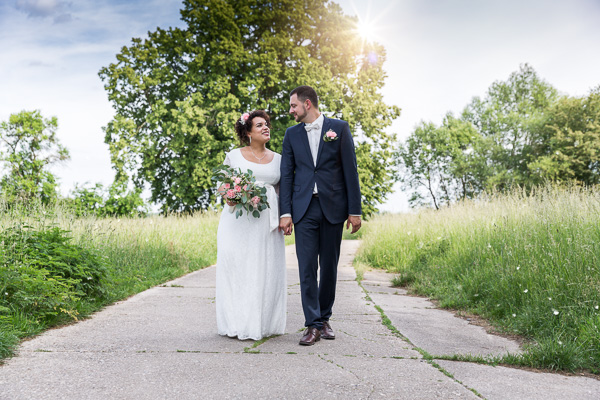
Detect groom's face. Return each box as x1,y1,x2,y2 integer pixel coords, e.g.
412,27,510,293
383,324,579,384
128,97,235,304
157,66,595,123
289,94,308,123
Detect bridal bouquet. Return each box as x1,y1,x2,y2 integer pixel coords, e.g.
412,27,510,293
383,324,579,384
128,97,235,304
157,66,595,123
212,165,270,218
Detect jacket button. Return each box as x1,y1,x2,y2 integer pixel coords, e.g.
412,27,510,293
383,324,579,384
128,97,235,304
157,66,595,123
314,170,317,174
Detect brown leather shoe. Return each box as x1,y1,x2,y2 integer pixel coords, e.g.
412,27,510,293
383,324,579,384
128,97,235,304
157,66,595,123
320,321,335,340
299,327,321,346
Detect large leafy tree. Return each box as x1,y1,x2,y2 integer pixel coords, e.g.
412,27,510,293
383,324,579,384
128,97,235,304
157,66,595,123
462,64,558,189
0,110,69,204
528,87,600,184
398,115,487,209
99,0,400,215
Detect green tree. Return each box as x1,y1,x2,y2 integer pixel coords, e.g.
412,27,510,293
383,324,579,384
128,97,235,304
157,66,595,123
69,182,148,217
462,64,558,189
0,110,69,204
528,87,600,184
398,115,487,209
99,0,400,215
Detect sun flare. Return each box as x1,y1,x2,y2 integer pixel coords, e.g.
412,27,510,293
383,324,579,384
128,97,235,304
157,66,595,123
357,20,377,42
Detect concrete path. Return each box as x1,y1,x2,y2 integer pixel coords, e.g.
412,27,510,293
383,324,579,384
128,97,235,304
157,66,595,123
1,241,599,399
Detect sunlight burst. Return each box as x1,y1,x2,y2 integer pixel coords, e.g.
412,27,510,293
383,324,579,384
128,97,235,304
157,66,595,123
357,20,378,43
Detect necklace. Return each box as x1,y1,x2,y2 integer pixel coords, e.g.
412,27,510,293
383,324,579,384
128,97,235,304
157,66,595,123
249,147,267,161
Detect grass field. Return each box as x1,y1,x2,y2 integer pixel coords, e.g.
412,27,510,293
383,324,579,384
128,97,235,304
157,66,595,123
356,185,600,373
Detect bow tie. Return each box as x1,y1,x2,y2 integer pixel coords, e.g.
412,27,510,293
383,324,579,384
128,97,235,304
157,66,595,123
305,123,320,133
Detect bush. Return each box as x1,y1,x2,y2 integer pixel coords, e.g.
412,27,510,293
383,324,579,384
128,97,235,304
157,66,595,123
68,182,148,217
0,224,107,325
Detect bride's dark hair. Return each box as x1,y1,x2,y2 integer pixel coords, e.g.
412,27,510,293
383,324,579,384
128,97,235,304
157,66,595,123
235,110,271,146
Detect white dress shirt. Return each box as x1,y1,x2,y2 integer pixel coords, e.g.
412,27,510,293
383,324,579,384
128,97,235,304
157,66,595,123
304,113,324,194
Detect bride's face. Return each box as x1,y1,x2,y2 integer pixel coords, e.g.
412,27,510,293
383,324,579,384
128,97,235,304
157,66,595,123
248,117,271,144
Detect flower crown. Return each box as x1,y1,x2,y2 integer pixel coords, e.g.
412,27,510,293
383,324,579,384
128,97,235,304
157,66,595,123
239,112,250,124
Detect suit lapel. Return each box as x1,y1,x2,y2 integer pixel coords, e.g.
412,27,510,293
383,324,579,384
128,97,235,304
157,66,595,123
315,117,329,166
297,123,313,163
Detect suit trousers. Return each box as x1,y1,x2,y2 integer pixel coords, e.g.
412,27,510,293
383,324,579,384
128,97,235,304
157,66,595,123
294,196,344,329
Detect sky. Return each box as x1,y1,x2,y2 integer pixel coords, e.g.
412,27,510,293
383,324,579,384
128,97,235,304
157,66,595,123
1,0,599,213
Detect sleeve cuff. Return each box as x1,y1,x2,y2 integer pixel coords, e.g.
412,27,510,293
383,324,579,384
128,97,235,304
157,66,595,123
280,213,292,218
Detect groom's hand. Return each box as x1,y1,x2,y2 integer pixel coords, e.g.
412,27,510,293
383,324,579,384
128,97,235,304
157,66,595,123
279,217,293,235
346,215,362,234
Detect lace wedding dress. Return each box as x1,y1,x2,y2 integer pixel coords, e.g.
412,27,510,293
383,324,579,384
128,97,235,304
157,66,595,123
215,148,287,340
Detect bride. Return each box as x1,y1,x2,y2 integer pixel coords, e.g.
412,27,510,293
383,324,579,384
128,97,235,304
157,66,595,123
215,110,287,340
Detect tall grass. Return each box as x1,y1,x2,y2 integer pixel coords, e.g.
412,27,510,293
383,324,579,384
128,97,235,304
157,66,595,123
0,199,220,360
357,185,600,373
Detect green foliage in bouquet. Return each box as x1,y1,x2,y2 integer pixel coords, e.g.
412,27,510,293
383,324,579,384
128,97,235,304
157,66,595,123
211,165,269,219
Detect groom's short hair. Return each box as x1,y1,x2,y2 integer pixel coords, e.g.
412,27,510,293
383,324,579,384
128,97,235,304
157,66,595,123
290,85,319,109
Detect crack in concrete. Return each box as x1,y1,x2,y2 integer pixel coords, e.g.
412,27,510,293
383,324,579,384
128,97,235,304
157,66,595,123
357,281,485,399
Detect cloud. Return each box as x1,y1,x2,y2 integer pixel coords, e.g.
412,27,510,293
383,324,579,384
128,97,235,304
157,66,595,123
54,13,72,24
27,60,54,67
15,0,72,21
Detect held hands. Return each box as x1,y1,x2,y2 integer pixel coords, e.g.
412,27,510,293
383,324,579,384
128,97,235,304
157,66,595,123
346,215,361,234
279,217,293,235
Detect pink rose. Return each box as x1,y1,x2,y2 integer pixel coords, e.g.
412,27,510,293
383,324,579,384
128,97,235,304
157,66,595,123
243,184,247,190
240,112,250,123
326,131,337,139
234,177,242,184
234,185,242,192
251,196,260,205
223,183,230,189
226,189,236,198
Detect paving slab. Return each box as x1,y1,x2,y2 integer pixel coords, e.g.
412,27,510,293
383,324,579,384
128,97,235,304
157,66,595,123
324,356,479,399
0,352,364,400
437,360,600,400
362,268,522,358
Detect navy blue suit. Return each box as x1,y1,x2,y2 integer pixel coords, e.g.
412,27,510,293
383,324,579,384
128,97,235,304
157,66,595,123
280,116,361,329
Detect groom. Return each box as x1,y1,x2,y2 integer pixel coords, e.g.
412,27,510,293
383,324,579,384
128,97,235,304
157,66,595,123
279,85,362,346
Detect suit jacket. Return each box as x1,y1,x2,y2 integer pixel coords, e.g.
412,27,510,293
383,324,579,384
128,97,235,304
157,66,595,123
279,116,361,224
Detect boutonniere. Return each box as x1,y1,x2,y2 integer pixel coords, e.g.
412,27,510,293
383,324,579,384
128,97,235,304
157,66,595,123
323,129,338,142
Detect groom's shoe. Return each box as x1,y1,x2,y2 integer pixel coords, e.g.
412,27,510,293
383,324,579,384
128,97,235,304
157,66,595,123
320,321,335,340
299,327,321,346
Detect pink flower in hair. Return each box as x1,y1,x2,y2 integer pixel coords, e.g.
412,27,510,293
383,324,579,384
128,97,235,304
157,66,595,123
240,113,250,124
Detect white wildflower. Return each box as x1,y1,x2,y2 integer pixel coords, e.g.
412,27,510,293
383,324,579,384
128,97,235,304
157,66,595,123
523,289,528,293
553,309,559,316
516,267,520,270
512,313,516,317
595,305,599,310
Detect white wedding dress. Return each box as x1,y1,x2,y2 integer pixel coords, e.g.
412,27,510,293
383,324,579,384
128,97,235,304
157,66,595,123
215,148,287,340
